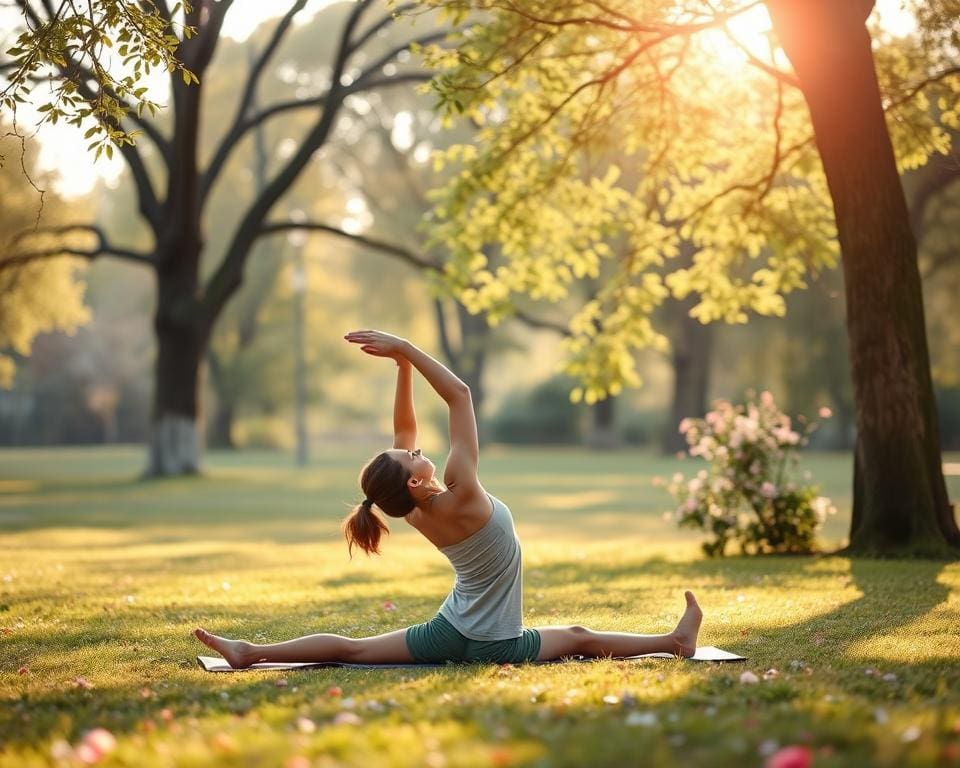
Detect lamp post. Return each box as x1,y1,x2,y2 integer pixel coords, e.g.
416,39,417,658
288,226,308,467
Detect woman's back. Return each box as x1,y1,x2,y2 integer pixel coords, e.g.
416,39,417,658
435,494,524,641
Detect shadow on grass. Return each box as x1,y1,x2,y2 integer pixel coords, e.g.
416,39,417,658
3,556,957,763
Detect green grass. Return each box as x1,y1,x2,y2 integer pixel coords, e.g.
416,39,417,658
1,445,959,767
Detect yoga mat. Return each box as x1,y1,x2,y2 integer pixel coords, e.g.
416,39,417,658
197,645,746,672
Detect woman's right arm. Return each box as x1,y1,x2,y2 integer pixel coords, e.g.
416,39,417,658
344,331,480,493
398,340,480,494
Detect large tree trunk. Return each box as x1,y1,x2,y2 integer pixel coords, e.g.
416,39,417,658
206,349,236,449
147,240,205,476
208,401,235,449
434,299,489,435
588,396,619,450
767,0,959,555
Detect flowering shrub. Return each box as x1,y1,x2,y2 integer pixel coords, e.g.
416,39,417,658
658,392,836,556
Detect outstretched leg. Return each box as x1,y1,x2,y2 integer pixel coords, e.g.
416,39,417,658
535,590,703,661
194,626,414,669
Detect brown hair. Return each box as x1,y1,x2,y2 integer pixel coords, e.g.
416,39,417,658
342,452,416,557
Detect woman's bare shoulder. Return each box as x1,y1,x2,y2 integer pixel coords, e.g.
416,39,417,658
412,487,492,547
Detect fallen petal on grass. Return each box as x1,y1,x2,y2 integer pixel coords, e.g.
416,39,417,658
81,729,116,762
901,726,921,743
333,712,362,726
50,739,73,761
764,745,812,768
295,716,316,734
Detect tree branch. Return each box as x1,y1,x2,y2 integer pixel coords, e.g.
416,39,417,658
200,0,377,327
347,70,434,94
348,3,418,54
486,0,762,34
885,65,960,112
60,56,172,161
258,220,439,271
66,75,164,230
720,24,800,88
350,30,449,90
258,220,571,337
189,0,235,72
2,223,154,270
199,0,311,204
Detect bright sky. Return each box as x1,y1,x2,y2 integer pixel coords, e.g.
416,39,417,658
20,0,918,199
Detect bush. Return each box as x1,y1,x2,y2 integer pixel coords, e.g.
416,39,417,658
488,376,584,445
658,391,836,556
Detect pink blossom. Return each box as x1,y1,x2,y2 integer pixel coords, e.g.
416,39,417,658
76,729,116,764
760,391,775,408
764,745,812,768
75,743,102,765
818,406,832,419
760,482,778,499
678,418,693,434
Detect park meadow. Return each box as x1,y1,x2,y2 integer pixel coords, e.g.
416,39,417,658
2,445,959,768
3,0,960,765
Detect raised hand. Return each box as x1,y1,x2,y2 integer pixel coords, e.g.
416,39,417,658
344,330,408,360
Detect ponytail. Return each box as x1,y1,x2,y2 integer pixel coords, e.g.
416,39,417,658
343,500,389,557
342,452,416,557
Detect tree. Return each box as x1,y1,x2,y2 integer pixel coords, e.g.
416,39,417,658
418,0,960,555
2,0,449,475
0,129,90,388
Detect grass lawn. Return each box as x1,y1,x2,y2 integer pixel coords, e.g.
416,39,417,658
1,445,959,767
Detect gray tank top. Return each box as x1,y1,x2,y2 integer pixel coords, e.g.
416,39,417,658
437,494,524,641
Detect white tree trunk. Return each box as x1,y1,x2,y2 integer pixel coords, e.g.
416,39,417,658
146,415,201,476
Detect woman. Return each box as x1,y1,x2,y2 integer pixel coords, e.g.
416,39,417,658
195,331,703,668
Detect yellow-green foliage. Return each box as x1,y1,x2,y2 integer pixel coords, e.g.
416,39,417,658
417,0,958,400
1,446,959,767
0,138,90,387
2,0,196,158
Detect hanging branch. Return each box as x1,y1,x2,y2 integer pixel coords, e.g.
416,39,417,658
1,223,154,270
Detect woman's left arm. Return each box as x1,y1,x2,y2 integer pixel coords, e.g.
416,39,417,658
392,358,417,450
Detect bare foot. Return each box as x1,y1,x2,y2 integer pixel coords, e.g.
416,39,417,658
670,590,703,658
194,628,261,669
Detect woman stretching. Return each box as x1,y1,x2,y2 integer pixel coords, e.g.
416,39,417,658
195,331,703,667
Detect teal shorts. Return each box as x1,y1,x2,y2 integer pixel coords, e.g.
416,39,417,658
405,613,541,664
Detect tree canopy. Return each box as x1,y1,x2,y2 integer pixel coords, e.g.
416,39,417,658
0,131,90,386
1,0,195,165
417,0,959,404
